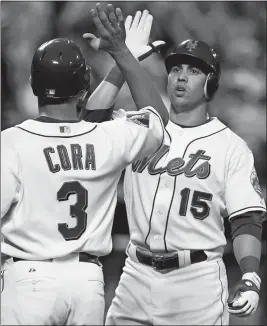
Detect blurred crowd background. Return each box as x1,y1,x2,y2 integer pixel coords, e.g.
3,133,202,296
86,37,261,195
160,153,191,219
1,1,266,325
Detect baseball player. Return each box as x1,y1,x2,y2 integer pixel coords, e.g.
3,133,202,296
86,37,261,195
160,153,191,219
81,18,267,325
1,4,169,325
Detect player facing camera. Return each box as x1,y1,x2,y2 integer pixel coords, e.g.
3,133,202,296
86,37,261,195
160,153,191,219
79,28,266,323
165,39,220,113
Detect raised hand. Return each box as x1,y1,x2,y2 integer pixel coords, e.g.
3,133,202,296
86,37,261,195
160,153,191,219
83,3,126,55
125,10,152,57
124,9,165,60
82,3,169,126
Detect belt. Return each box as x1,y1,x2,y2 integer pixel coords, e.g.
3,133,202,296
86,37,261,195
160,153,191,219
136,248,207,271
13,252,100,266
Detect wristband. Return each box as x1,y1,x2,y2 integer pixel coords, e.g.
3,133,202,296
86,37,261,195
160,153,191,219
104,65,125,88
239,255,260,275
242,271,261,289
148,42,158,52
138,41,166,62
138,48,153,62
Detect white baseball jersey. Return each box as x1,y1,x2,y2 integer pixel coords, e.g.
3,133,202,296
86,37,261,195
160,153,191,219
123,117,266,252
1,107,164,260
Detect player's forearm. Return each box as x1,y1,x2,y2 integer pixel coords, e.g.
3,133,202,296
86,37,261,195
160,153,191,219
86,64,124,111
111,46,169,126
233,234,261,274
231,211,265,274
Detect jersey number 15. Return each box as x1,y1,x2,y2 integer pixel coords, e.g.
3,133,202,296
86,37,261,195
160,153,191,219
179,188,213,219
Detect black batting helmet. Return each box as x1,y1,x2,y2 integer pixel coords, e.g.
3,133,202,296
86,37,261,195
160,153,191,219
31,38,90,99
165,39,221,100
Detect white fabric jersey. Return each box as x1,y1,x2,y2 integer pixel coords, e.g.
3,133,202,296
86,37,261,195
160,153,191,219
1,107,164,260
123,117,266,252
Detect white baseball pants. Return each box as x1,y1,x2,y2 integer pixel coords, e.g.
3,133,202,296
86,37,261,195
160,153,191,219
1,254,105,325
106,244,229,325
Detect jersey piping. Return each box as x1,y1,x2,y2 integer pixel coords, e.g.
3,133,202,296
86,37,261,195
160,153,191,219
16,125,98,138
146,108,165,157
229,206,267,220
217,261,225,326
144,127,172,247
162,126,228,251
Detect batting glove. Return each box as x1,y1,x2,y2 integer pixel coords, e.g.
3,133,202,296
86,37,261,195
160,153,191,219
227,272,261,317
124,10,165,61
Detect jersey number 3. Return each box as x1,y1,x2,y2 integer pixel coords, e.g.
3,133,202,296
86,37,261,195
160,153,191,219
57,181,88,241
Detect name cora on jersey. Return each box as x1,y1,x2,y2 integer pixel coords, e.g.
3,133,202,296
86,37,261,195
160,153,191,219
43,144,96,173
132,145,211,179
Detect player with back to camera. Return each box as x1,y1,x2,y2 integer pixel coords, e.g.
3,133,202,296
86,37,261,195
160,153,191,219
81,12,267,326
0,3,169,325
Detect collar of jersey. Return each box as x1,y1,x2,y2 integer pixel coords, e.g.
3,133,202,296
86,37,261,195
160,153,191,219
16,119,97,137
171,117,213,128
167,117,227,135
35,116,80,123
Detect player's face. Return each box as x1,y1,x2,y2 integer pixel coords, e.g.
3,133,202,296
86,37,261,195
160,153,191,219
167,64,207,113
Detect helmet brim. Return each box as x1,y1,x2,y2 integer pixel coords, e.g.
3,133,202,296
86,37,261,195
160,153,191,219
165,53,215,75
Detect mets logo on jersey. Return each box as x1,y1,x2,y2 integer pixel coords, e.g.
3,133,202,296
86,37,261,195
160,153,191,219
186,40,198,52
132,145,211,179
250,167,264,199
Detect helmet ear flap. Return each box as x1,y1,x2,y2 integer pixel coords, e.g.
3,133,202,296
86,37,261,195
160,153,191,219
29,75,38,96
76,65,91,111
84,65,91,86
204,73,219,101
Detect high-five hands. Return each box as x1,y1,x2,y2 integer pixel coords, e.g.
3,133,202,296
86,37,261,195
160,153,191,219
83,3,126,55
83,4,165,61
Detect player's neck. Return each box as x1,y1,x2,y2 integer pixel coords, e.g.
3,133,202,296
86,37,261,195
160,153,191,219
170,103,209,127
38,102,79,121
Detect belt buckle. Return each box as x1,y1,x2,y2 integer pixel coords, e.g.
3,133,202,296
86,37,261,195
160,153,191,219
152,254,165,270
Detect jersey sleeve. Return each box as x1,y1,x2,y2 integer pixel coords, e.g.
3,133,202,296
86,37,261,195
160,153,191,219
225,142,266,221
103,106,164,165
79,107,114,123
1,131,21,218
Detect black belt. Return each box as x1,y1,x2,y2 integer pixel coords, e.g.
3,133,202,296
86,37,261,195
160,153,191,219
136,248,207,271
13,252,100,266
